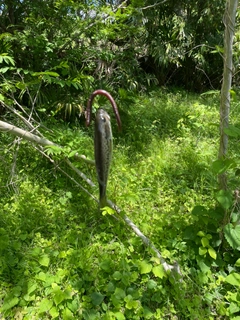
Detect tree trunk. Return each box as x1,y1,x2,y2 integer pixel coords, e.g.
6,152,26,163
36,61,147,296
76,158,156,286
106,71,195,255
218,0,238,189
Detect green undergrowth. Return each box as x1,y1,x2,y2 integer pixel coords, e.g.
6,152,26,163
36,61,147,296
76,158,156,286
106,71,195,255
1,89,240,319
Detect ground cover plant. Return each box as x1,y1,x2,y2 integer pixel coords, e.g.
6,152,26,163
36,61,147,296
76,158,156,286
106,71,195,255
1,89,240,319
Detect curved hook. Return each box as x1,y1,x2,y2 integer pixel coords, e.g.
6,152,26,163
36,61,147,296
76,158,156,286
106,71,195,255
86,89,122,131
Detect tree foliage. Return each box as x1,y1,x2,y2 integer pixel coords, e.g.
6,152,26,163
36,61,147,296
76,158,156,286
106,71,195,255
0,0,232,117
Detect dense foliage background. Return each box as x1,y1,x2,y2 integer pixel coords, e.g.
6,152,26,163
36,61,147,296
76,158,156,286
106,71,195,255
1,0,240,319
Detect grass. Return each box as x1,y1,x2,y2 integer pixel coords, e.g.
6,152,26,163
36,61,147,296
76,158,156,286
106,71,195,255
0,88,240,319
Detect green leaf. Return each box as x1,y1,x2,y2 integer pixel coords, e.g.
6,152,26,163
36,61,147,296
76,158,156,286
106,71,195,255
225,273,240,287
45,145,62,156
91,292,104,306
224,125,240,137
114,288,126,300
27,282,37,295
212,159,235,174
208,246,217,260
68,150,78,158
38,298,53,313
152,265,165,278
114,312,125,320
1,296,19,312
99,259,112,272
32,71,59,77
62,307,74,320
235,259,240,267
216,190,233,209
228,302,240,314
101,206,115,216
113,271,122,280
138,260,152,274
53,286,65,306
124,295,138,309
38,254,50,267
66,191,72,199
35,271,46,281
192,206,208,216
147,279,157,289
15,82,27,90
143,307,154,319
49,307,59,319
201,90,220,96
224,223,240,250
199,246,207,255
201,237,209,247
0,67,9,73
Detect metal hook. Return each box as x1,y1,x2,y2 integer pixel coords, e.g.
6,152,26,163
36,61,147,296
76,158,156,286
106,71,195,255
86,89,122,131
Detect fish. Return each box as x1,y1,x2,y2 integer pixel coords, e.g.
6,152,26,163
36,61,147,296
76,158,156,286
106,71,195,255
94,108,113,207
86,89,121,207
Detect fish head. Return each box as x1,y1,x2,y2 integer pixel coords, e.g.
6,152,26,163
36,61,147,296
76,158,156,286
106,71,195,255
95,109,112,135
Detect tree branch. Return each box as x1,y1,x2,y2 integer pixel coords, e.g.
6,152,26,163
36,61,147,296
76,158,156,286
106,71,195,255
0,119,182,278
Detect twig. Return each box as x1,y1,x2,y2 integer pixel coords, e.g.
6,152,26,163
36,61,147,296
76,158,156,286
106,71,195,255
65,158,96,187
141,0,168,10
32,145,98,201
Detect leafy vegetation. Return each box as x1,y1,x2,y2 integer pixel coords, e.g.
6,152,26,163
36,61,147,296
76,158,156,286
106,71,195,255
1,89,240,319
0,0,240,319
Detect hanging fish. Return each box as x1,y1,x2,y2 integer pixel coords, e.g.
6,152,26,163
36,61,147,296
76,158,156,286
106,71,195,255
86,90,121,207
94,108,112,207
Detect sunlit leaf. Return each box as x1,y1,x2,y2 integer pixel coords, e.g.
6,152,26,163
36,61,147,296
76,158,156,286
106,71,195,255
101,206,115,216
152,265,165,278
235,258,240,267
38,298,53,313
38,254,50,267
199,246,207,255
114,312,125,320
225,273,240,287
197,231,205,237
1,296,19,312
53,286,65,306
49,306,59,319
208,247,217,260
201,237,209,247
138,260,152,274
62,307,73,319
124,295,138,309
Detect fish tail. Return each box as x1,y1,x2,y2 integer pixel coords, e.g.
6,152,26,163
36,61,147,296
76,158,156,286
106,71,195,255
99,195,107,208
99,183,107,208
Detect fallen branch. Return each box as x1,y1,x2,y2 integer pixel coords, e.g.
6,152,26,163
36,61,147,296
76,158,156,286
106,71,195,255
0,120,95,186
107,200,181,276
1,119,182,277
